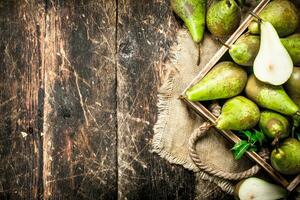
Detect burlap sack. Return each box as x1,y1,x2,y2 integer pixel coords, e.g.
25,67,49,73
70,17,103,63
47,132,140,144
152,29,254,195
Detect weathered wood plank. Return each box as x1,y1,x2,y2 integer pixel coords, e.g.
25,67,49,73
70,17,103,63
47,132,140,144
43,1,117,199
117,1,196,199
0,0,45,199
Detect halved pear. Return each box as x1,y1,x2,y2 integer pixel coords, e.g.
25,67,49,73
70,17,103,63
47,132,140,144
253,21,293,86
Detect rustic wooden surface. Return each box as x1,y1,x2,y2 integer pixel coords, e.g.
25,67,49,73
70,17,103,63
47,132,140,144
0,0,230,199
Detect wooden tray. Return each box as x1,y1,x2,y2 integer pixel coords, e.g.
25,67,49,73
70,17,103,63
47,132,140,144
181,0,300,192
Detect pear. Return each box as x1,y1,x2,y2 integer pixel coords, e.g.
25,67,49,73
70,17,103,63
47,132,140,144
186,61,247,101
248,0,299,37
216,96,260,131
206,0,241,37
171,0,206,43
259,111,289,142
245,75,299,116
253,21,293,86
229,34,260,67
281,34,300,66
285,67,300,107
235,177,287,200
229,33,300,67
271,138,300,175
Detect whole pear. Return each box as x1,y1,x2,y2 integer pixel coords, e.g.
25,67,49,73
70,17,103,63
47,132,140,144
281,34,300,66
248,0,299,37
271,138,300,175
171,0,206,43
259,111,289,141
229,34,260,67
229,33,300,67
245,75,299,116
186,61,247,101
216,96,260,130
206,0,241,37
285,67,300,107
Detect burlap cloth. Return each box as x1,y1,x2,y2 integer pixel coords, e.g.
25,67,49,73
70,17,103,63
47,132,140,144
152,29,255,197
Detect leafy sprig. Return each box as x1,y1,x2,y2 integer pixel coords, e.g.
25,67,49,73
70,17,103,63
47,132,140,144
231,130,265,160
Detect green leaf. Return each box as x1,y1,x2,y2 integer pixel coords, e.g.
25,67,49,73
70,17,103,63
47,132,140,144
253,130,265,145
232,141,251,160
241,130,252,140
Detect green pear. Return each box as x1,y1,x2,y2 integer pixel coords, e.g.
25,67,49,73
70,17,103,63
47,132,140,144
245,75,299,116
285,67,300,107
259,111,289,141
271,138,300,175
206,0,241,37
186,61,247,101
248,0,299,37
171,0,206,43
229,33,300,67
253,21,293,86
216,96,260,130
281,34,300,66
229,34,260,67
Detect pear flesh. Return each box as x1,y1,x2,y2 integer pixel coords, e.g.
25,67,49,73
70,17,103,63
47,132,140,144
171,0,206,43
259,110,289,141
186,61,247,101
253,21,293,86
216,96,260,131
235,177,287,200
229,33,300,67
245,75,299,116
271,138,300,175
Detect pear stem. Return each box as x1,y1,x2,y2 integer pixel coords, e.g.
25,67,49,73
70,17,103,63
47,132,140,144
215,38,231,49
197,43,201,66
249,11,262,23
271,133,281,146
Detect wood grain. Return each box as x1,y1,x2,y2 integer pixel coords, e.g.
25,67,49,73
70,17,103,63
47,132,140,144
117,0,196,199
43,1,117,199
0,0,45,199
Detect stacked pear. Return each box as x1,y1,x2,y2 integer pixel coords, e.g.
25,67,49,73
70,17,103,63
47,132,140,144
271,138,300,175
186,61,247,101
206,0,241,37
171,0,206,43
285,67,300,107
229,33,300,67
216,96,260,131
259,111,290,142
245,75,299,116
248,0,299,37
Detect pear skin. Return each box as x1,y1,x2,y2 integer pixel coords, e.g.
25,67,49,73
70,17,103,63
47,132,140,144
229,33,300,67
206,0,241,37
285,67,300,106
186,61,247,101
271,138,300,175
229,34,260,67
171,0,206,43
216,96,260,131
248,0,299,37
259,111,289,140
245,75,299,116
281,35,300,66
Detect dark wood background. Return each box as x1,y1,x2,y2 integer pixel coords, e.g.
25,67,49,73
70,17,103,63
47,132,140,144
0,1,231,199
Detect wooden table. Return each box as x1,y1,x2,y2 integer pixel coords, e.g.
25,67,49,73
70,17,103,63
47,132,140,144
0,1,231,199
